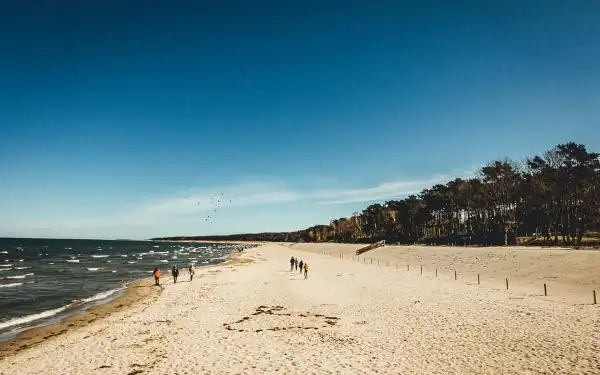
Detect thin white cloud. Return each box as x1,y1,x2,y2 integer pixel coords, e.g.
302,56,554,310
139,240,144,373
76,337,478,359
1,167,479,234
313,176,448,205
313,167,478,205
105,182,300,227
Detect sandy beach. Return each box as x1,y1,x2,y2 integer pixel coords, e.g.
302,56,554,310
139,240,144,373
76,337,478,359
1,243,599,374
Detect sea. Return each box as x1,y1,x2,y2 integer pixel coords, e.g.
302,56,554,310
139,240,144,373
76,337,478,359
0,237,251,341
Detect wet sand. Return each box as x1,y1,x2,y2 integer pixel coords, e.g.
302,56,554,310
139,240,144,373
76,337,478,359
0,278,161,359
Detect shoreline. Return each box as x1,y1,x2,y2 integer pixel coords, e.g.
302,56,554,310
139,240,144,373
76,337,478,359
0,249,252,360
0,277,161,359
152,239,264,245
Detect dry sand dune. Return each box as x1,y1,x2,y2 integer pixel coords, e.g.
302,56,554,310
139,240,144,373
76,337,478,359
290,243,600,304
1,243,599,374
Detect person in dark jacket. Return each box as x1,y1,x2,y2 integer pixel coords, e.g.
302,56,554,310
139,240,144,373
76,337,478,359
172,265,179,283
298,260,304,274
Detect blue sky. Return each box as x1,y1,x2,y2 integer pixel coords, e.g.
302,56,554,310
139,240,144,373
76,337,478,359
1,1,599,239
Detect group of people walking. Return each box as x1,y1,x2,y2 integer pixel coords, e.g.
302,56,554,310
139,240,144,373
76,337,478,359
152,265,195,286
290,256,309,279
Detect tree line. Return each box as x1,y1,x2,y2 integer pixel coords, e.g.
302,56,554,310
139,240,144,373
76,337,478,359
153,142,600,247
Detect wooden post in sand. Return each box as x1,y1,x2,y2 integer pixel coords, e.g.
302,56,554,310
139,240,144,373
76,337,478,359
477,274,480,285
420,265,423,274
594,290,597,305
454,270,457,280
544,283,547,296
407,264,410,271
386,261,389,267
505,278,508,290
435,268,437,277
371,258,373,265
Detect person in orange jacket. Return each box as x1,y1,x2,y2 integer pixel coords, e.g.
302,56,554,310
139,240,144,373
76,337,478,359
153,267,161,286
303,262,309,279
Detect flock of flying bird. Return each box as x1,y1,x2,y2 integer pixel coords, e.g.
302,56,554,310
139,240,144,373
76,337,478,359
198,192,232,224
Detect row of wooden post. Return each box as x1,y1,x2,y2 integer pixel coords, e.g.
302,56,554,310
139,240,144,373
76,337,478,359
323,251,597,305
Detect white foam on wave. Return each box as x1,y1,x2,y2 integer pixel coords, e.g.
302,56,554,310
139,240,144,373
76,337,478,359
4,273,34,279
13,266,30,270
0,283,22,289
66,259,80,263
48,262,55,265
0,287,124,331
120,254,128,257
91,254,110,258
127,261,136,264
86,267,104,272
0,264,12,267
160,260,168,263
0,251,7,254
79,287,124,304
112,270,117,273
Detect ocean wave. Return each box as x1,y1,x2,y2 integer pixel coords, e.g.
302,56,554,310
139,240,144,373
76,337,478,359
0,283,22,289
79,288,124,304
91,255,110,258
160,260,169,263
0,287,124,332
0,264,12,267
86,267,104,271
13,266,30,270
120,254,128,257
4,273,34,279
66,259,80,263
0,251,7,254
127,261,136,264
0,304,70,331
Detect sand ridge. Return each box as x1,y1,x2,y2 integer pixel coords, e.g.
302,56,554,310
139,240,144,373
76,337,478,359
0,243,599,374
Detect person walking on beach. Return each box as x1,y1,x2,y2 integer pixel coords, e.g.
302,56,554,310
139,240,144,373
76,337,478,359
290,256,295,271
188,265,195,282
153,267,161,286
303,262,309,279
172,265,179,283
294,258,299,271
298,260,304,274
